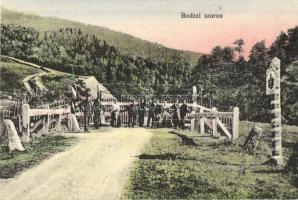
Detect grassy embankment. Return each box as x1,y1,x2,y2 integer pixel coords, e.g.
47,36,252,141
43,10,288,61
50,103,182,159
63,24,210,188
0,57,44,97
0,56,74,101
123,121,298,199
40,73,74,96
0,135,78,178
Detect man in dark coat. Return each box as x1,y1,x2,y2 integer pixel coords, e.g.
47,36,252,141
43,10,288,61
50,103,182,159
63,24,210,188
179,99,188,129
93,97,102,129
171,100,181,129
127,101,138,127
82,94,92,132
154,100,163,127
147,99,155,127
138,99,145,127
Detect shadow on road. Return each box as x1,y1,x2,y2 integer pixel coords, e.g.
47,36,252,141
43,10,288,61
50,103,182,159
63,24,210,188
169,131,198,146
138,153,196,161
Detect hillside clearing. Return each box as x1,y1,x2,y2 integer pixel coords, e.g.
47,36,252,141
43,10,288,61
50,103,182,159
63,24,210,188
0,57,44,96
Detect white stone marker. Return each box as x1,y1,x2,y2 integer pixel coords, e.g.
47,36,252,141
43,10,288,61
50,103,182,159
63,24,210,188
3,119,25,152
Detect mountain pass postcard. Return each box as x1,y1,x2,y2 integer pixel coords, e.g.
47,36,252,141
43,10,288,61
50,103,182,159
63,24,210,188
0,0,298,199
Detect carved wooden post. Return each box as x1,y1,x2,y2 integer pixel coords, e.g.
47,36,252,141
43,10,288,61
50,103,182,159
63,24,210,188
266,57,283,166
21,104,30,143
212,107,219,137
232,107,239,139
190,86,197,132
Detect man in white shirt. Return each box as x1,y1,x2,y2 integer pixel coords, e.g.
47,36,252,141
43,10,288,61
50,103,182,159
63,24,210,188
111,99,121,127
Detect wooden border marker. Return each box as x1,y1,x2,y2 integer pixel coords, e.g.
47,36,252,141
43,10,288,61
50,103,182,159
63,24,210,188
266,57,283,166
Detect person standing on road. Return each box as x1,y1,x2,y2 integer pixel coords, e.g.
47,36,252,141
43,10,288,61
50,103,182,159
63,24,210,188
138,99,145,127
147,99,155,128
82,93,93,132
179,99,188,129
171,100,181,129
93,97,102,129
111,99,121,127
161,100,171,128
154,99,163,128
127,101,138,127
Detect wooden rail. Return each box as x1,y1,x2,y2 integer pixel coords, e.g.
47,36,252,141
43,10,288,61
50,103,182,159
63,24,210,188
21,104,71,142
189,106,239,140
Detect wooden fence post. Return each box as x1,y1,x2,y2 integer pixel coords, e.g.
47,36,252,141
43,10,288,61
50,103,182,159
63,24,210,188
45,103,50,134
43,117,47,134
57,106,62,132
47,114,50,132
191,86,197,132
199,108,205,134
190,116,195,132
232,107,239,139
212,107,219,137
18,115,22,133
21,104,30,143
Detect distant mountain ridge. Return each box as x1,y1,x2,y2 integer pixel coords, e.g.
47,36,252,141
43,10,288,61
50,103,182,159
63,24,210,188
0,7,202,65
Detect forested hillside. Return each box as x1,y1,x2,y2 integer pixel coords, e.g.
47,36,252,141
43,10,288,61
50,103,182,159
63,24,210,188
192,28,298,124
0,24,193,97
0,9,297,125
0,7,201,65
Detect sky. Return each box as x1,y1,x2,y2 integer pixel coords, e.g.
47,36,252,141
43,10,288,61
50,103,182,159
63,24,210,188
1,0,298,56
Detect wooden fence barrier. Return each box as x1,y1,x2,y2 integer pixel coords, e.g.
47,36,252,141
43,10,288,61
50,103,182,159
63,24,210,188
21,104,72,142
190,106,239,140
100,101,198,127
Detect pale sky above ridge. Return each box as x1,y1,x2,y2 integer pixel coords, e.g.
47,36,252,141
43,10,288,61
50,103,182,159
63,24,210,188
2,0,298,56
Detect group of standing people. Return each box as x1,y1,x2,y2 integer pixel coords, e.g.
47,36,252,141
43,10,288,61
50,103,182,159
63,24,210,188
111,98,189,129
77,95,104,132
110,99,144,128
77,95,190,132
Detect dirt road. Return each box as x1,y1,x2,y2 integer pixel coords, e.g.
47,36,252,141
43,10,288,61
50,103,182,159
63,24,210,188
0,128,152,200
